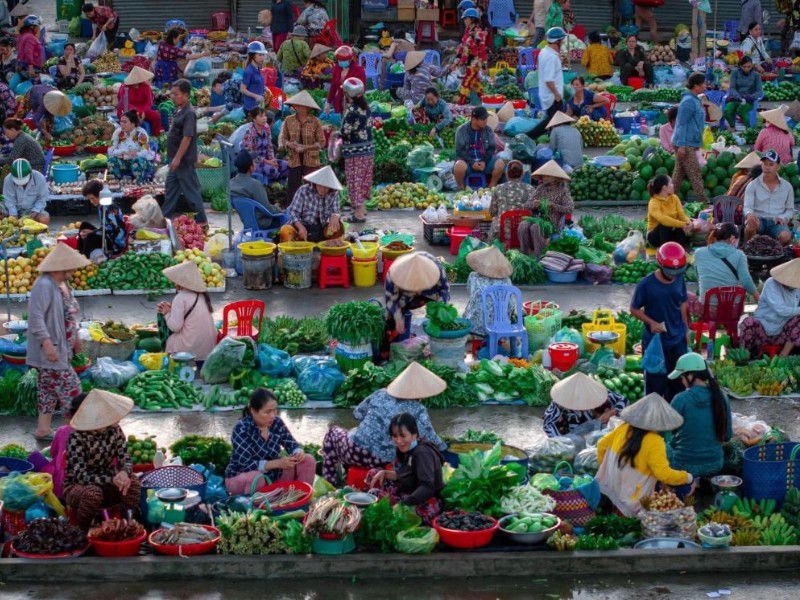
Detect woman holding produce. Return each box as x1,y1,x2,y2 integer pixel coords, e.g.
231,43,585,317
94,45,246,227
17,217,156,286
77,179,127,260
242,107,288,184
666,352,732,477
368,413,446,524
322,362,447,486
225,388,315,494
16,16,43,81
723,56,762,128
340,77,374,224
55,43,85,91
462,246,514,337
739,258,800,357
0,118,43,173
64,389,141,529
517,160,574,258
542,373,628,438
596,393,692,516
692,223,758,308
646,175,692,249
630,242,690,402
384,252,450,337
489,160,536,241
324,46,366,115
107,110,157,185
27,243,89,441
156,262,217,361
565,76,610,121
154,28,212,88
754,108,794,165
278,91,326,205
444,8,487,105
117,66,163,137
241,41,270,113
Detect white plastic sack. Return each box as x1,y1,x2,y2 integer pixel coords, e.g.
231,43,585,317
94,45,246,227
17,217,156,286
144,41,158,59
87,34,107,59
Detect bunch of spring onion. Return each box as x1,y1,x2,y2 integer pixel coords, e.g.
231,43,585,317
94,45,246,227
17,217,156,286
302,496,361,537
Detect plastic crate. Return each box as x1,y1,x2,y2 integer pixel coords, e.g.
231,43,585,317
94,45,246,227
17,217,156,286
420,215,453,246
47,198,93,216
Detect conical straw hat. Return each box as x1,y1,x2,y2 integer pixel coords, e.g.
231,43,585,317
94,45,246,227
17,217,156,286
387,361,447,399
620,393,683,432
304,165,343,191
37,242,90,272
785,99,800,123
486,113,499,131
71,389,134,431
388,252,441,292
310,44,332,59
497,101,516,123
285,90,320,110
404,51,426,71
545,111,575,129
770,258,800,288
532,159,570,180
466,246,512,278
10,3,30,17
43,90,72,117
124,66,154,86
550,372,608,410
735,151,761,170
163,261,207,293
762,107,790,132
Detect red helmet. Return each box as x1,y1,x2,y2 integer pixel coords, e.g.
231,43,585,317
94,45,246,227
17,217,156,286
334,46,354,62
656,242,687,270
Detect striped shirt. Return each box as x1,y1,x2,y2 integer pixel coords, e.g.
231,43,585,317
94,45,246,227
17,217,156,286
278,114,326,168
754,125,794,164
397,64,439,105
225,415,301,480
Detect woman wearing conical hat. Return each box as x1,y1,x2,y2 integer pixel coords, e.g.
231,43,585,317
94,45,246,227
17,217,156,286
542,372,629,438
517,160,574,258
117,66,162,136
279,91,326,205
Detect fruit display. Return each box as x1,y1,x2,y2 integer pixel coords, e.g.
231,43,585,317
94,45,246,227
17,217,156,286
732,497,776,520
124,370,203,410
611,259,657,283
641,489,684,512
88,252,177,291
762,81,800,102
639,490,695,539
756,513,798,545
547,531,578,551
370,182,448,210
714,355,797,397
71,263,100,291
173,214,207,250
574,117,620,147
0,256,34,294
743,234,785,257
781,488,800,530
647,44,677,65
630,88,683,102
126,434,159,465
273,379,307,407
0,216,35,246
53,113,117,147
569,164,634,201
173,248,226,289
590,366,644,403
93,51,121,73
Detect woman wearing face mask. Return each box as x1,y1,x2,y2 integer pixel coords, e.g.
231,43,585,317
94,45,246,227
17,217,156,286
367,413,446,524
323,46,365,115
629,242,690,402
666,352,732,478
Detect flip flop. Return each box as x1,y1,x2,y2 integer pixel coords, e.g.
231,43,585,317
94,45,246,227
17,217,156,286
345,215,367,224
34,432,54,442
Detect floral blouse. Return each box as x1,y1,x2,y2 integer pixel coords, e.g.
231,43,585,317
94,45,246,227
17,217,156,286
456,25,487,68
242,123,275,164
157,42,190,62
296,6,328,34
108,126,155,161
490,180,537,239
542,392,628,437
340,104,374,158
60,283,79,351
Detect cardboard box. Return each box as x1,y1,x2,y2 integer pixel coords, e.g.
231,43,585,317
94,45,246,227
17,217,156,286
416,8,440,20
398,0,414,7
397,6,416,20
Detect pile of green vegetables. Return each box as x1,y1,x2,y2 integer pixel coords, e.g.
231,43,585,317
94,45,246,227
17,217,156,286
578,215,646,244
424,302,467,337
123,370,202,411
202,188,229,212
357,496,421,552
6,369,37,417
88,252,176,291
259,315,328,354
325,301,385,346
466,359,558,406
0,370,23,414
584,514,641,547
616,310,644,354
216,510,311,555
170,435,232,475
506,250,546,285
333,362,395,408
0,443,28,459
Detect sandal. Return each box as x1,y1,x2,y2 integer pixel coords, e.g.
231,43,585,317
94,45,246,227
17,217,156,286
34,432,54,442
345,215,367,224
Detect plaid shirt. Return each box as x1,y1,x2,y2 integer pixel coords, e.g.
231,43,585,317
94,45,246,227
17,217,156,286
288,182,339,226
64,426,131,487
754,126,794,165
225,415,301,480
90,5,118,29
279,114,326,168
242,123,275,164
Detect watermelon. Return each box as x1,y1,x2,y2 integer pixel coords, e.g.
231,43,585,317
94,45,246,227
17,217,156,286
639,164,654,180
705,175,718,189
714,166,728,181
713,185,728,197
718,151,734,168
632,177,647,192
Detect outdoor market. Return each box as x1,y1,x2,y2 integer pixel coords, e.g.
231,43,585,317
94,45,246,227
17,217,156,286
3,0,800,581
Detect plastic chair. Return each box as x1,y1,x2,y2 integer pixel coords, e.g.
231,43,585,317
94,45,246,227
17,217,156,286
517,47,536,80
712,195,742,225
220,300,265,341
600,92,617,119
498,209,532,250
720,94,762,129
43,148,54,181
465,173,486,190
231,196,288,237
166,20,187,30
528,87,542,111
481,284,528,359
319,254,349,289
724,20,739,40
689,286,746,359
704,90,725,107
423,49,441,68
358,51,383,90
417,20,437,45
487,0,518,28
440,9,457,28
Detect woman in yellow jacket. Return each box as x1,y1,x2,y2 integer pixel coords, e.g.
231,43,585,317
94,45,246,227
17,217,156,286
646,174,692,249
581,31,613,79
596,393,693,516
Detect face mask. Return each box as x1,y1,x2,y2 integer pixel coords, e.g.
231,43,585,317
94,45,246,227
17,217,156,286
338,60,350,68
408,440,418,451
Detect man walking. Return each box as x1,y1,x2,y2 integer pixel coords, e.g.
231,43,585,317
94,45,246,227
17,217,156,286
527,27,566,141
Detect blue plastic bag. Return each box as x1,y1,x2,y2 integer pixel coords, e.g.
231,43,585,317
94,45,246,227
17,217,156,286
257,343,293,377
292,354,337,376
53,115,74,134
296,361,345,401
642,333,666,375
503,116,538,136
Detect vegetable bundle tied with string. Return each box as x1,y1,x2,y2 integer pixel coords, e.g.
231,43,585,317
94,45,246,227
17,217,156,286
523,198,553,238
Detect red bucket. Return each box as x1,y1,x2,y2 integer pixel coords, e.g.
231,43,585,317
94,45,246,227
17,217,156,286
628,77,645,90
523,301,560,316
448,226,473,256
548,342,579,372
346,466,371,491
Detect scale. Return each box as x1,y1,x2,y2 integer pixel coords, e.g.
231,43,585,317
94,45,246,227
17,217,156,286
587,331,619,366
96,105,115,116
710,475,743,512
154,487,188,524
171,352,196,383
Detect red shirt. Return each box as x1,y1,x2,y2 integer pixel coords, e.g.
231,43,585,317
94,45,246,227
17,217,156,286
90,6,118,29
326,62,366,114
117,83,154,117
754,125,794,164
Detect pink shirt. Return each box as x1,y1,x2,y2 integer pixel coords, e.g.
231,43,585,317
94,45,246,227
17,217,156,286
754,125,794,164
17,32,43,68
659,122,674,152
40,425,73,498
165,290,218,360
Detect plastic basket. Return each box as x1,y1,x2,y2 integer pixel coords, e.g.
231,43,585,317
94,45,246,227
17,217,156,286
743,443,800,508
278,242,315,255
83,337,137,362
421,216,454,246
1,509,27,536
0,458,34,477
138,465,206,517
581,309,626,356
524,307,563,352
196,167,227,193
282,252,313,289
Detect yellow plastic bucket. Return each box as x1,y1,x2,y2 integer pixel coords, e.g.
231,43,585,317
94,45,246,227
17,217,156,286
278,241,315,255
351,242,378,260
239,241,276,257
352,258,378,287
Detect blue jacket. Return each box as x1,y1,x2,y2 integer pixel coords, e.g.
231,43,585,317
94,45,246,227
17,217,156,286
671,91,704,149
669,385,732,476
693,242,757,302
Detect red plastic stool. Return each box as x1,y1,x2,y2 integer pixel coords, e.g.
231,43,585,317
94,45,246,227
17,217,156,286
440,9,457,28
417,20,437,44
319,254,350,289
471,338,485,356
346,466,371,491
382,256,395,284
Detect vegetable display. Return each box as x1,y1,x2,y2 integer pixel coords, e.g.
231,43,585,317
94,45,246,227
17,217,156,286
499,485,557,515
151,523,218,545
170,435,232,475
259,315,328,354
88,252,177,291
303,496,362,537
436,511,495,531
591,366,644,404
126,435,160,465
506,250,547,285
217,511,310,555
0,370,23,413
333,362,394,408
124,370,202,410
13,368,38,417
14,518,87,554
467,359,558,405
501,512,558,534
272,379,307,407
357,496,421,552
743,235,784,257
325,301,385,346
0,443,28,459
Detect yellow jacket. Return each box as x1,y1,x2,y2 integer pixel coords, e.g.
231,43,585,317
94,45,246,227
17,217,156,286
647,193,690,230
581,43,613,78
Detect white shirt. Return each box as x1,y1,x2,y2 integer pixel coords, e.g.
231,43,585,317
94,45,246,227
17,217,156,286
3,170,48,216
743,174,795,221
537,46,563,110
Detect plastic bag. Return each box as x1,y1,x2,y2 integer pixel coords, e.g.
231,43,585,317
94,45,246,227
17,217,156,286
731,413,770,445
530,472,560,491
0,472,64,515
582,263,613,285
509,134,537,161
612,230,645,264
526,436,577,473
68,16,81,37
201,337,247,383
406,143,435,170
257,343,293,378
396,526,440,554
503,116,538,136
552,327,584,354
204,232,229,260
87,34,107,59
185,59,211,78
90,357,141,388
585,428,606,448
574,446,599,475
53,115,73,134
327,131,342,163
296,360,345,400
221,107,245,122
642,333,666,375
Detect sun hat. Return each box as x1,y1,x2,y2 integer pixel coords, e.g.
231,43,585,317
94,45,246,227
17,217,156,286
735,151,762,170
667,352,708,380
304,165,343,191
466,246,512,278
388,252,441,292
620,393,684,432
761,149,780,163
163,261,207,293
532,159,570,180
124,66,154,86
761,107,790,132
10,3,30,17
497,101,516,123
770,258,800,288
546,111,576,129
310,44,332,59
43,90,72,117
700,95,723,123
292,25,308,37
71,390,134,431
285,90,320,111
550,372,608,411
387,361,447,399
11,158,31,185
37,242,91,273
404,51,426,71
546,27,567,42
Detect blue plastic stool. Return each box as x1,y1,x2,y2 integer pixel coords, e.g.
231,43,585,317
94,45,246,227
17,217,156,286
481,284,528,359
466,173,487,190
358,52,383,90
423,50,441,68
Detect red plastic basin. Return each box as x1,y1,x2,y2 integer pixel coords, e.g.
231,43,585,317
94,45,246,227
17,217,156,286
433,513,499,549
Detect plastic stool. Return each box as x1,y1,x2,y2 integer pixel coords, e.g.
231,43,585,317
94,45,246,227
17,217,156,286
382,256,395,284
417,20,437,44
440,9,457,28
346,466,371,491
319,254,350,289
466,173,487,189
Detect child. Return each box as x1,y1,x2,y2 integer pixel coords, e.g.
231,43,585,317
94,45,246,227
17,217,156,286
582,31,613,78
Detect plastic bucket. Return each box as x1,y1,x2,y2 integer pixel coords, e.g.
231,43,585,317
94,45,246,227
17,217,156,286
241,254,274,290
628,77,645,90
51,164,80,183
281,252,313,289
429,334,468,369
352,257,378,287
548,342,579,372
613,115,635,134
351,242,379,260
334,340,372,372
448,227,472,255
